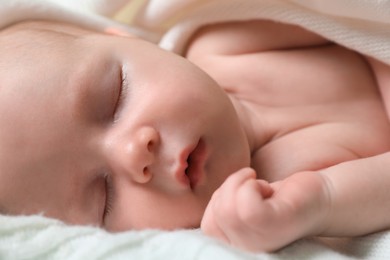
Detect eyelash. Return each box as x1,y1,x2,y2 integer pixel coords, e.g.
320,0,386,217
113,66,128,122
103,66,127,223
103,174,114,221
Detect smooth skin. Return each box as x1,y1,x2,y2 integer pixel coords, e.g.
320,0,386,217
185,20,390,252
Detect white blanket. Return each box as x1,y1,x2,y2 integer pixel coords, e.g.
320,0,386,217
2,0,390,64
1,214,390,260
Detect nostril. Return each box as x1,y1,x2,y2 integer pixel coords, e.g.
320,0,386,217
147,141,153,152
143,166,151,177
141,167,153,183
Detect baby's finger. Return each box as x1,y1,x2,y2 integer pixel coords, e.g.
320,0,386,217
212,168,256,225
256,179,274,199
228,179,274,251
201,190,230,243
217,167,256,196
208,168,257,241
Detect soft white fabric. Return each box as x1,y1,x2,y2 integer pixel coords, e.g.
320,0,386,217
130,0,390,64
0,0,147,40
2,0,390,63
1,0,390,259
1,214,390,260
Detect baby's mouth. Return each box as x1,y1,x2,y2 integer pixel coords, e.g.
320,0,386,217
185,139,206,190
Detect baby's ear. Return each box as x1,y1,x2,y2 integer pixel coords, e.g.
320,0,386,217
104,27,135,38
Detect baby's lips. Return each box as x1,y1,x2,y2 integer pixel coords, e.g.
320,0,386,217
186,139,207,190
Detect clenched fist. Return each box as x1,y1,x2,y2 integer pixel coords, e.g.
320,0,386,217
201,168,329,252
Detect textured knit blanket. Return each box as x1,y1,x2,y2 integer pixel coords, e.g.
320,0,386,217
1,214,390,260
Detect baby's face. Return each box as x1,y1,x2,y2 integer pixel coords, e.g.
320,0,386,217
0,22,250,231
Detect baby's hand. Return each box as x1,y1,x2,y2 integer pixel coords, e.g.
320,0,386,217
201,168,329,252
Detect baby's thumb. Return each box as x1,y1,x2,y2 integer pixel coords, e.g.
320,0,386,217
256,179,274,199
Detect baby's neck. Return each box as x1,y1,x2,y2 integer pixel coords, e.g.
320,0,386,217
227,94,263,154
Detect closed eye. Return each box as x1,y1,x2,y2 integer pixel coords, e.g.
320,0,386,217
103,174,114,224
113,64,129,122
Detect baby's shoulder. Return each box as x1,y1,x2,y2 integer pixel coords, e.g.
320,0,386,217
185,20,329,59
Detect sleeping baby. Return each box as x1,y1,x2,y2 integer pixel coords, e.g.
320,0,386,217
0,0,390,253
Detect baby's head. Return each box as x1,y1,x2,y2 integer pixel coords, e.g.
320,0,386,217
0,21,250,231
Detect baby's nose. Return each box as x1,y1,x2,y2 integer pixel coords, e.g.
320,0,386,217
106,126,160,183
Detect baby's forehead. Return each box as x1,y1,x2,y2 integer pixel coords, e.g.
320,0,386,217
0,23,78,66
3,20,94,38
8,22,79,44
0,21,109,82
0,20,106,57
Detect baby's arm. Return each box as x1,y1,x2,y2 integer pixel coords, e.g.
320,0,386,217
201,153,390,252
317,152,390,236
186,20,329,58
